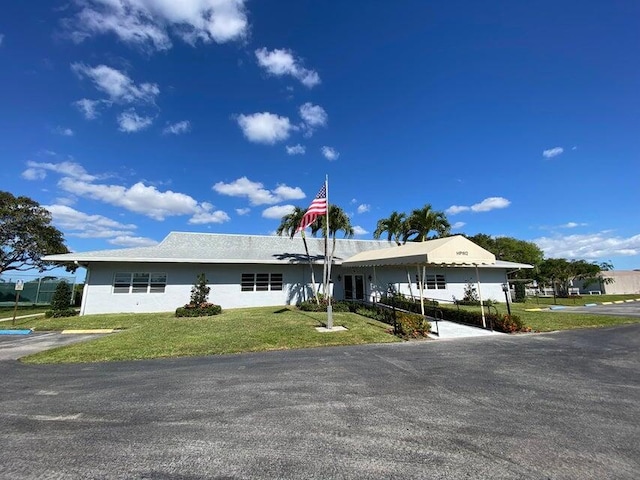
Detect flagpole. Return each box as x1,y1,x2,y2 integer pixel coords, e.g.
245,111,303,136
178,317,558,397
325,174,333,329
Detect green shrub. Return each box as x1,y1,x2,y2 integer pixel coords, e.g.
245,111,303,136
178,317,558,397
45,308,78,318
298,299,350,312
190,273,211,307
51,281,73,311
514,283,526,303
395,312,431,338
175,303,222,317
438,306,525,333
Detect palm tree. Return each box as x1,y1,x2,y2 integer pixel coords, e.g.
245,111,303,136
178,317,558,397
405,204,451,242
275,207,319,303
310,205,354,297
373,211,408,245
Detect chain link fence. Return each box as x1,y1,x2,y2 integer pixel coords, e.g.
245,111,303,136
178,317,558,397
0,274,78,306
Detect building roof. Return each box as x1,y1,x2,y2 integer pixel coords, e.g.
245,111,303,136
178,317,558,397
44,232,397,265
44,232,533,270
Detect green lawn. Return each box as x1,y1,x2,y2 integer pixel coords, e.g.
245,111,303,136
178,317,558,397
13,306,400,364
0,305,48,320
452,295,640,332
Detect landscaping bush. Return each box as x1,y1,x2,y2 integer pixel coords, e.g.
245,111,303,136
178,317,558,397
395,312,431,338
45,280,79,318
438,305,525,333
298,299,350,312
175,273,222,317
514,282,526,303
175,303,222,317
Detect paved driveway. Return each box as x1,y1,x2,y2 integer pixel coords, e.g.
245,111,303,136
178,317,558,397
559,301,640,318
0,332,105,361
1,324,639,479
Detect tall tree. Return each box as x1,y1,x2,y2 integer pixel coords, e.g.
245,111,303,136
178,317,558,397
373,211,408,245
405,204,451,242
467,234,544,267
276,206,320,303
0,191,70,274
535,258,614,297
310,205,354,297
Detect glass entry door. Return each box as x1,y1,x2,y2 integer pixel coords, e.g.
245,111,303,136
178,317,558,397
344,274,365,301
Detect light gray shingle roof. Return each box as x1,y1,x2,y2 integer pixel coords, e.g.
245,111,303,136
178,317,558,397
44,232,397,265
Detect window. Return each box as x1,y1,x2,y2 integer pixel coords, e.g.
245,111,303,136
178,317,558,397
113,272,167,294
241,273,283,292
415,274,446,290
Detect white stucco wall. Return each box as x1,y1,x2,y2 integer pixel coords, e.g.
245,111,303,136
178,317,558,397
81,262,512,315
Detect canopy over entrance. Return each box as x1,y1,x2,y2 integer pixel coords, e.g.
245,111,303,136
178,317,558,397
341,235,496,268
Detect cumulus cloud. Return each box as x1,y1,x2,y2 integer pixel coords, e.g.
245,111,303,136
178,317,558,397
236,112,293,144
163,120,191,135
446,197,511,215
72,63,159,104
533,232,640,261
118,109,154,132
235,207,250,215
255,47,320,88
321,146,339,161
54,126,74,136
451,221,466,230
213,177,305,206
188,203,230,224
299,102,327,129
74,98,105,119
58,178,200,220
68,0,249,51
45,204,137,239
262,204,295,219
23,160,96,182
357,204,370,214
543,147,564,159
286,144,305,155
353,226,368,235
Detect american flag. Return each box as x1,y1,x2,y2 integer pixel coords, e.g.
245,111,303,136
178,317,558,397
296,183,327,232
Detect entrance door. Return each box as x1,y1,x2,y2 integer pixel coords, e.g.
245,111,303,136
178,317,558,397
344,274,365,301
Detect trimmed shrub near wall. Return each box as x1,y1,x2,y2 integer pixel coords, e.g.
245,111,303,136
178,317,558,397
175,303,222,317
395,312,431,338
438,306,526,333
298,299,351,312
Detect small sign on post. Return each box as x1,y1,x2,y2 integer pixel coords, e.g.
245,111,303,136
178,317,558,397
12,280,24,325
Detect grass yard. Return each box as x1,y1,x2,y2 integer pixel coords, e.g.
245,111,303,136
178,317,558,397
13,306,400,364
452,295,640,332
0,305,48,320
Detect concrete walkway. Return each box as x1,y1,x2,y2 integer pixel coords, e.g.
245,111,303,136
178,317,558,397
428,319,505,339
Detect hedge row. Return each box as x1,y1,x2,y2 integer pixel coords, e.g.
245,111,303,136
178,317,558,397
175,303,222,317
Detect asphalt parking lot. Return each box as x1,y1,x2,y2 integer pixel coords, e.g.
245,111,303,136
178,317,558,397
559,301,640,317
0,323,638,479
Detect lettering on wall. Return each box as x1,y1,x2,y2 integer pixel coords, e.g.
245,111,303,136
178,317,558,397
456,251,469,256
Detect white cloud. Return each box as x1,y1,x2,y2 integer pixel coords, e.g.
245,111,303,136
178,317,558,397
451,221,466,230
74,98,104,119
446,197,511,215
118,110,154,132
163,120,191,135
69,0,249,51
543,147,564,159
236,112,293,144
353,226,368,236
21,168,47,181
299,102,327,128
54,126,74,136
213,177,305,206
255,47,320,88
321,146,339,161
262,204,295,219
188,203,230,224
357,204,370,214
72,63,159,104
561,222,588,229
533,232,640,261
286,144,305,155
58,178,200,220
45,204,138,240
235,207,250,215
24,160,96,182
108,236,159,247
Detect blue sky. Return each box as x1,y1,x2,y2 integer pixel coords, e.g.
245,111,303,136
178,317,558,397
1,0,639,277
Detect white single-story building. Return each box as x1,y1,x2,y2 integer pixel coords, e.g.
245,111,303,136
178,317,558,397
44,232,533,315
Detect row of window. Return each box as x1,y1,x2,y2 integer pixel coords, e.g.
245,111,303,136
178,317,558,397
112,272,446,293
111,272,284,294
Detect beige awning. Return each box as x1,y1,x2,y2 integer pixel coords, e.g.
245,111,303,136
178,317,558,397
341,235,496,267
